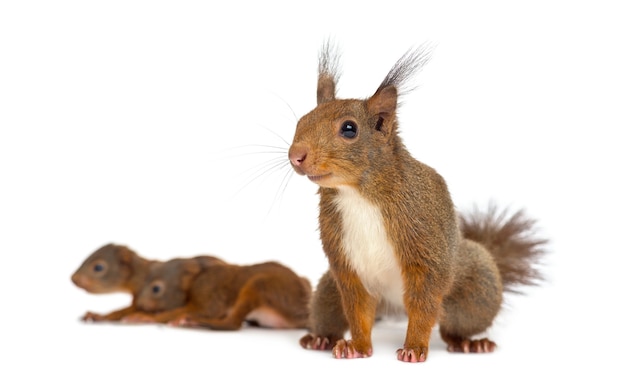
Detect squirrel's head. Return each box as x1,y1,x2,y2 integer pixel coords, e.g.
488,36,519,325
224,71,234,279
71,243,136,293
288,41,433,189
136,258,201,312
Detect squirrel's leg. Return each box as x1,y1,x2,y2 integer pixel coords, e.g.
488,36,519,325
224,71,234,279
186,277,266,330
300,270,348,350
168,294,233,328
439,239,502,353
248,274,311,329
82,305,139,322
330,267,377,359
131,306,191,324
185,307,249,330
398,270,443,363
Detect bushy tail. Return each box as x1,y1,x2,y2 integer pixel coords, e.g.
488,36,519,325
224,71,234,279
459,202,549,294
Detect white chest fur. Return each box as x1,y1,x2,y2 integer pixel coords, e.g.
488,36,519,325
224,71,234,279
333,186,405,307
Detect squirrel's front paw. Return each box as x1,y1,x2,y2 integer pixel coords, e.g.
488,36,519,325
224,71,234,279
332,339,372,359
396,347,428,362
81,312,105,322
168,315,199,327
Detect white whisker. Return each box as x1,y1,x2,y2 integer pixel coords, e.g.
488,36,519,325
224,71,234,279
215,97,299,219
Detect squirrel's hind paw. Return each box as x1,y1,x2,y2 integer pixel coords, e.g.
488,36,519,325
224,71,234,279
299,333,339,351
446,337,497,353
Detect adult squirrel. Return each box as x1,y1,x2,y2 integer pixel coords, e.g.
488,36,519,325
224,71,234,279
71,243,225,322
124,258,312,330
288,41,548,362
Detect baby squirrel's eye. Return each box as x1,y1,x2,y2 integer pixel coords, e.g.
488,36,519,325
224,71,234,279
92,261,106,274
340,121,358,139
150,281,165,296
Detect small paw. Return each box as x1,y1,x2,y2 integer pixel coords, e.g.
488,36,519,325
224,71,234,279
332,339,372,359
81,312,104,322
396,347,427,362
447,338,496,353
299,333,337,351
168,316,197,327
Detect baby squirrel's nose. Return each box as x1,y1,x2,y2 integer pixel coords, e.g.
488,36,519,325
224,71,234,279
288,144,308,167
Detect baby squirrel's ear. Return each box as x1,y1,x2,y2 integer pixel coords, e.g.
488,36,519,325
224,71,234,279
366,86,398,135
180,260,202,289
118,245,135,265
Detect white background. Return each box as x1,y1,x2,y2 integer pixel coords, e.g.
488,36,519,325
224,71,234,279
1,1,625,380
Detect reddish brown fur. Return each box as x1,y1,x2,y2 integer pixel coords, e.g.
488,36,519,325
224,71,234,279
71,243,158,321
290,41,548,362
124,259,312,330
71,243,225,322
459,202,548,292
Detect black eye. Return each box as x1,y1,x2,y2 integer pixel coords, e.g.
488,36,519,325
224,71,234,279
151,284,161,294
340,121,358,139
93,263,105,273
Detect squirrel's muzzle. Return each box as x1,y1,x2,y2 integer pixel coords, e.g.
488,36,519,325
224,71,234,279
288,143,308,175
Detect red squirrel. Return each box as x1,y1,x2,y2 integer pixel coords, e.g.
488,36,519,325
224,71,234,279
288,41,548,362
123,258,312,330
71,243,225,322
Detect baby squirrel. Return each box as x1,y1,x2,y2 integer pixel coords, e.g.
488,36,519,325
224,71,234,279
71,243,224,322
123,258,312,330
288,41,548,362
71,243,157,322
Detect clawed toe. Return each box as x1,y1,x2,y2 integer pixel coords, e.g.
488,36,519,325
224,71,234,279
396,348,427,362
446,338,496,353
300,333,336,351
331,339,371,359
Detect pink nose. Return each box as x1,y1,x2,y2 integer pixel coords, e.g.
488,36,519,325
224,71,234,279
288,145,308,167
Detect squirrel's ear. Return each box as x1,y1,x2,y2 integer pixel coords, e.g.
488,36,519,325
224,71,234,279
366,86,398,134
317,39,340,105
317,73,336,104
367,86,398,115
118,245,135,265
180,260,202,288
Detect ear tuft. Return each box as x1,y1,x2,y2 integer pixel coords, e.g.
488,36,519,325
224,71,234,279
374,43,434,100
317,39,341,104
